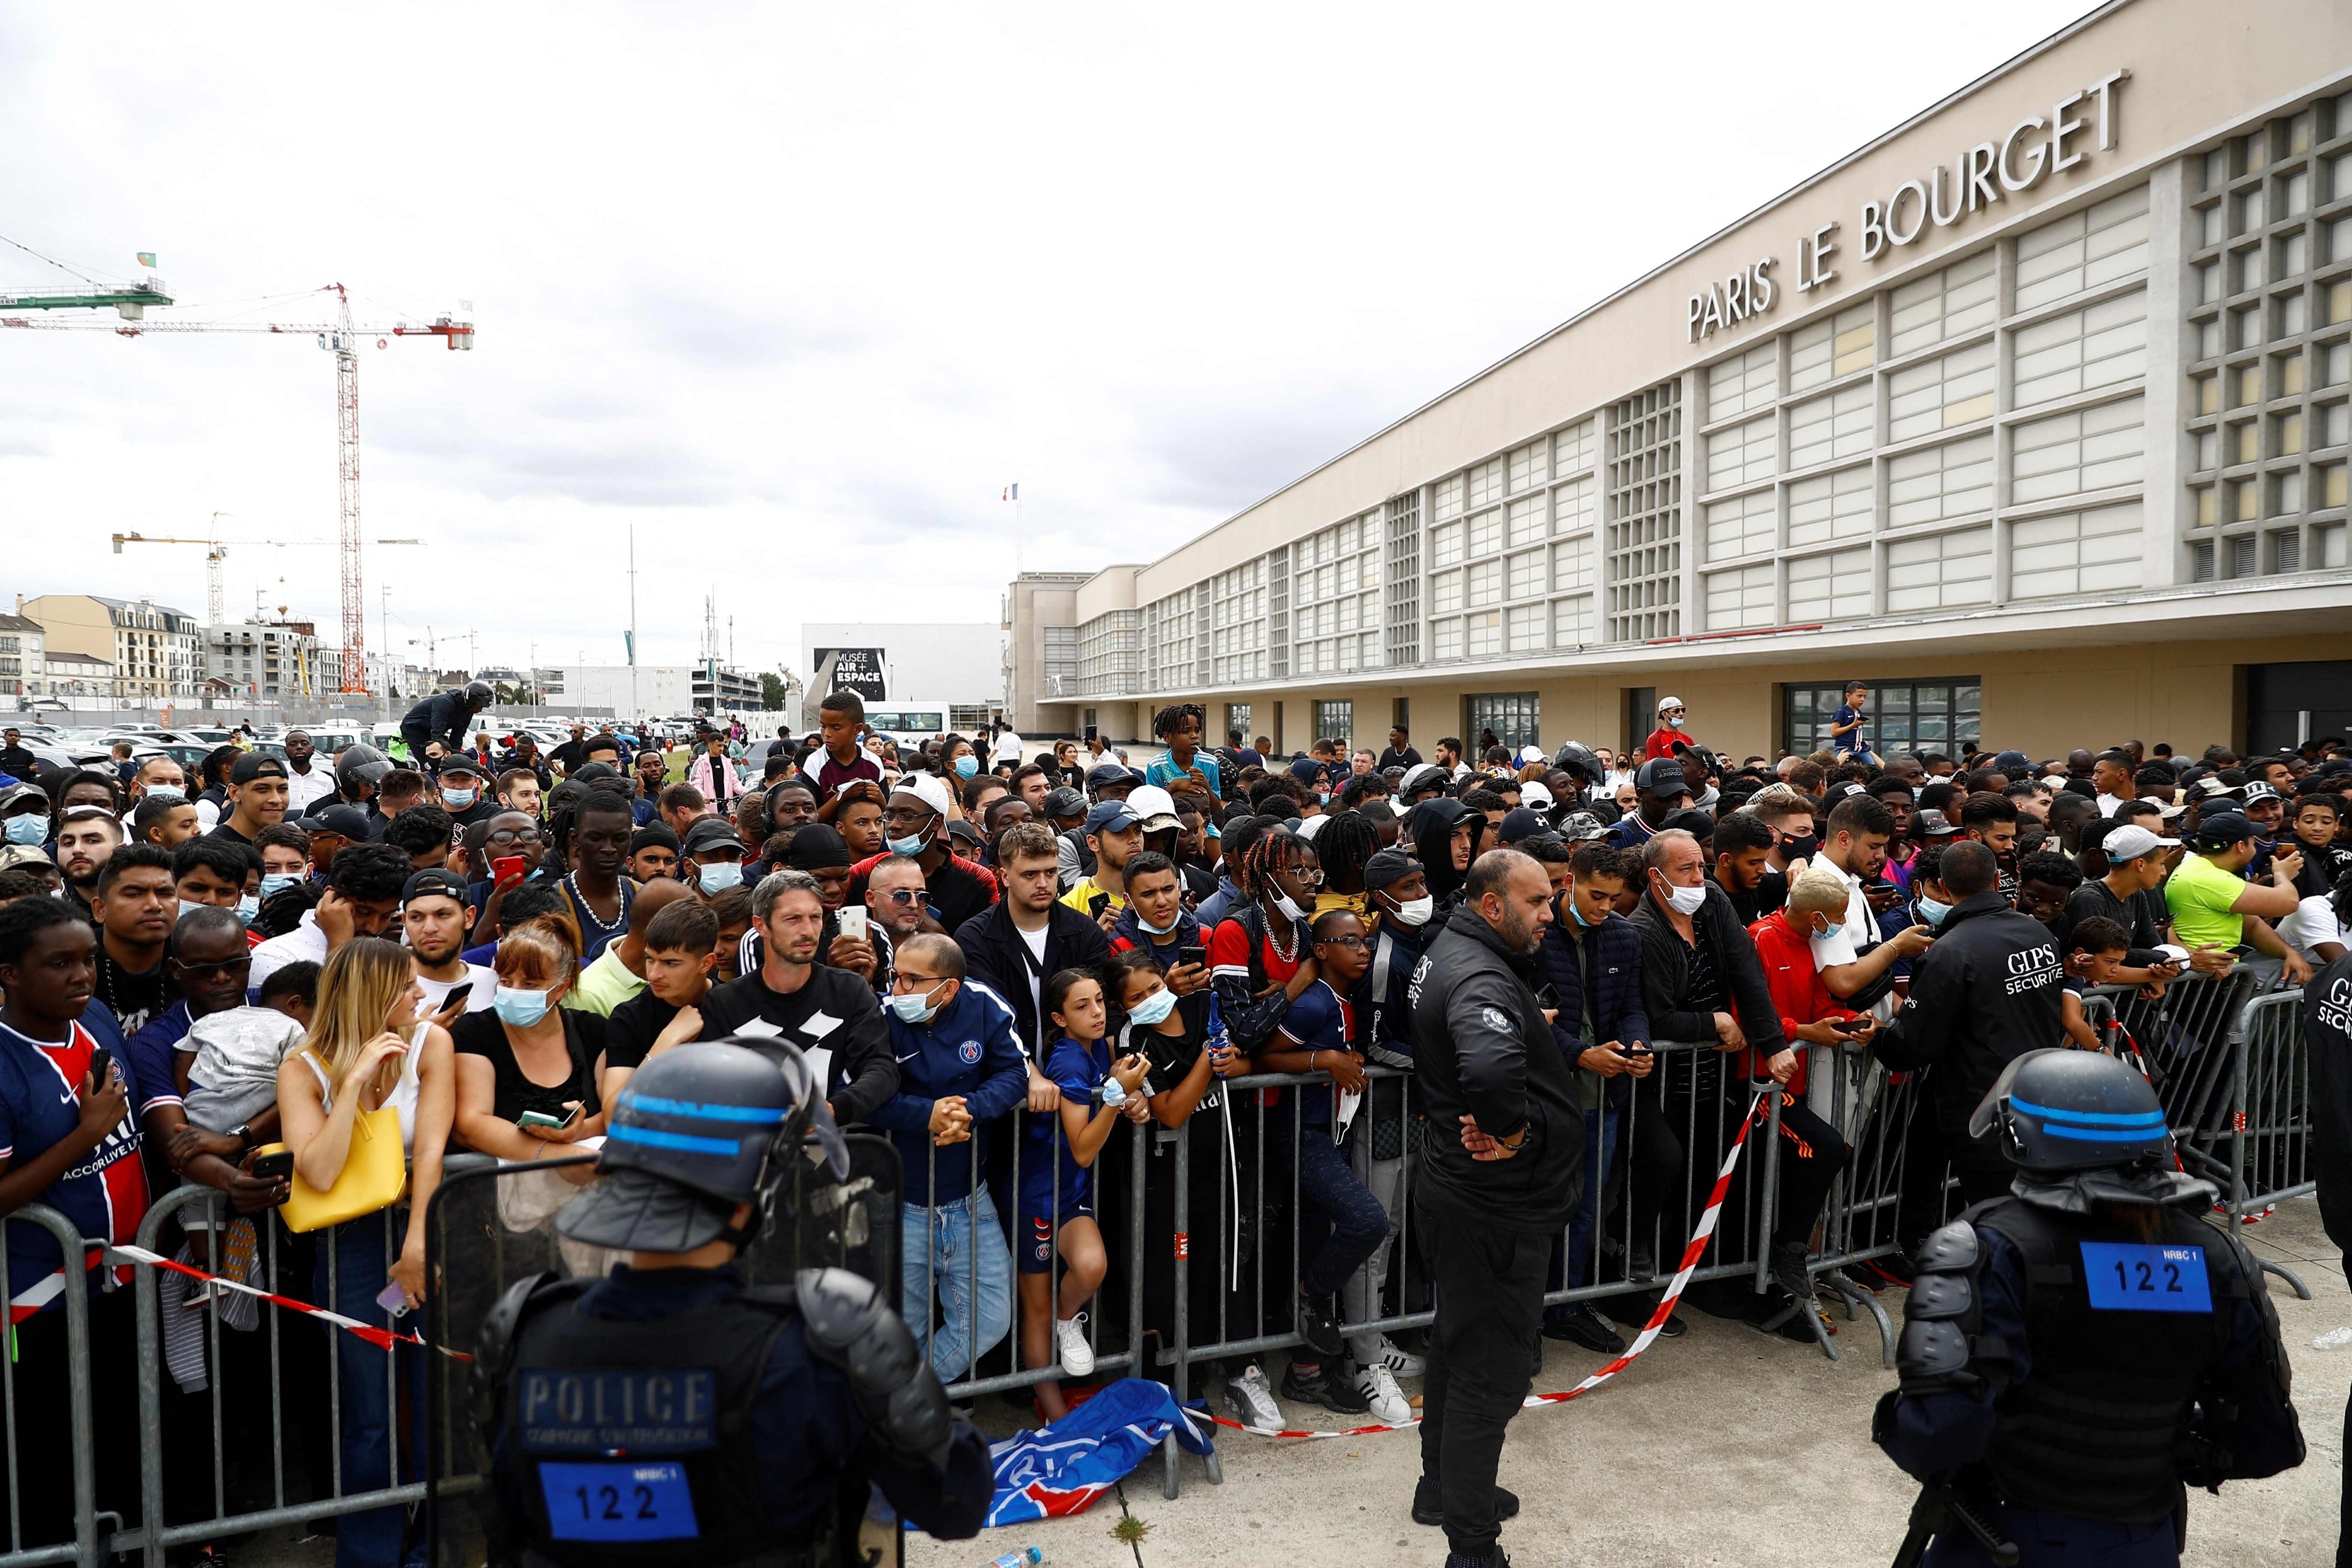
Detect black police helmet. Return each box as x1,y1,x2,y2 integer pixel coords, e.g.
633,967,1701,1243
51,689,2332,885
1967,1048,2171,1173
557,1041,827,1253
1550,741,1603,788
464,680,493,707
335,742,392,790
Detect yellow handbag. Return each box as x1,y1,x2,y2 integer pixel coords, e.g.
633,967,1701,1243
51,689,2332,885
264,1103,410,1234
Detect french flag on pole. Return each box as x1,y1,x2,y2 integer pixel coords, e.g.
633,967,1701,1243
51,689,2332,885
1002,482,1018,501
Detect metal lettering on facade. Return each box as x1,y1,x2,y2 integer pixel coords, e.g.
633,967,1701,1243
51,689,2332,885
1687,69,2126,343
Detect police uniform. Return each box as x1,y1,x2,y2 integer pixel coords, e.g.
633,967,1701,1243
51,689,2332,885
472,1043,991,1567
1874,1049,2303,1566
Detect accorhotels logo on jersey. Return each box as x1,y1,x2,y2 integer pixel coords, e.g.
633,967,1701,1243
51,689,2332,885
1688,68,2128,343
2003,943,2062,996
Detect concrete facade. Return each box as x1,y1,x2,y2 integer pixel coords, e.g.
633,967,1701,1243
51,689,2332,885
1010,0,2352,753
19,593,200,701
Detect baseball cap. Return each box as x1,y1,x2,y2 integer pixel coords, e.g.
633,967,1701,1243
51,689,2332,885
1496,806,1550,846
682,817,744,857
1993,750,2031,773
401,868,468,907
1126,784,1180,834
892,771,955,822
229,752,288,785
1557,811,1609,843
1657,695,1684,713
0,844,52,870
1041,786,1087,820
1084,763,1132,793
305,803,372,840
430,754,483,779
1634,758,1689,798
1085,798,1141,835
1914,808,1959,838
1363,847,1422,891
2191,812,2257,852
2102,824,2179,861
571,762,623,786
0,783,47,817
1519,780,1555,811
59,803,118,826
2242,781,2282,805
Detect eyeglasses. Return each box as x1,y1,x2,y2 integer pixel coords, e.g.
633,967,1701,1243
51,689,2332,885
881,806,937,828
893,973,949,988
486,827,543,846
1313,933,1368,952
171,956,251,981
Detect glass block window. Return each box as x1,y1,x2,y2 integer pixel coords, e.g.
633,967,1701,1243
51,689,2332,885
1433,475,1465,522
1786,678,1979,757
1429,521,1463,567
1704,563,1777,630
1505,494,1546,548
1604,379,1684,641
2009,501,2145,599
1886,340,1996,440
2011,290,2148,406
1506,441,1547,494
1790,302,1875,391
2013,183,2150,312
1886,525,1994,611
1887,433,1994,526
1077,608,1142,697
1223,703,1252,743
1430,569,1463,614
1382,492,1422,667
1787,547,1873,622
1551,595,1594,648
1550,533,1594,593
2010,396,2146,503
1465,610,1502,658
1142,592,1193,693
1552,475,1597,533
1789,381,1873,469
1467,458,1504,511
1467,559,1502,608
1466,693,1540,753
1707,344,1777,421
1553,418,1596,476
1293,513,1380,676
1703,489,1775,562
1506,549,1544,601
1467,509,1503,558
1787,464,1873,549
1313,699,1354,748
1888,249,1997,355
1505,603,1544,652
1266,544,1290,680
1706,414,1776,492
1208,560,1265,686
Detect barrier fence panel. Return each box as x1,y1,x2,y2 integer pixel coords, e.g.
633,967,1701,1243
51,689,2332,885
2226,987,2315,1300
2089,967,2269,1190
0,1206,103,1568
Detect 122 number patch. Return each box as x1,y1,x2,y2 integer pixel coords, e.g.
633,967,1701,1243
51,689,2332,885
540,1461,698,1541
2080,1241,2212,1313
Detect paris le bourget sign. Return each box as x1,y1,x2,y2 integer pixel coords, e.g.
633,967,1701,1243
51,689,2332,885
1686,69,2129,344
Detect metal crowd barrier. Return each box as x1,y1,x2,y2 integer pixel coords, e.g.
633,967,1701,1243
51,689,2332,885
2087,966,2274,1190
0,1206,102,1568
2223,987,2315,1300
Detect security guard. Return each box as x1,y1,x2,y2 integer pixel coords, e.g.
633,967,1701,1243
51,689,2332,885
1874,1049,2303,1565
472,1042,991,1565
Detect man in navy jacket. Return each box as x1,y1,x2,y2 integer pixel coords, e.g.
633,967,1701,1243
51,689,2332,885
864,932,1028,1385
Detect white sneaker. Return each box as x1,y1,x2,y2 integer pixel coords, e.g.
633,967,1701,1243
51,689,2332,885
1353,1363,1412,1426
1225,1364,1283,1430
1367,1333,1425,1378
1053,1313,1094,1377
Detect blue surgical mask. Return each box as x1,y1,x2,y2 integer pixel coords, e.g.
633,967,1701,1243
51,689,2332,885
1667,716,1685,729
1916,893,1952,928
886,831,928,857
698,860,743,893
236,893,260,921
953,755,978,779
886,982,943,1024
1126,987,1178,1027
441,786,478,810
3,815,44,845
493,985,551,1026
260,872,302,900
1566,895,1596,929
178,898,209,924
1136,904,1180,936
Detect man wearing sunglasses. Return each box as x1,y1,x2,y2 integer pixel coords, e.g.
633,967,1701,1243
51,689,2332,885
862,773,997,935
861,854,933,995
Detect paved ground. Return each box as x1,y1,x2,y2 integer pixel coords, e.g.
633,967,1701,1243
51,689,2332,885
912,1197,2352,1568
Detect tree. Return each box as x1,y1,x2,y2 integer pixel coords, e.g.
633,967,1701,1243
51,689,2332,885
759,667,795,710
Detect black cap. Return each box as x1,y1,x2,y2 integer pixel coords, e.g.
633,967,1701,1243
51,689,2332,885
1363,848,1422,891
229,752,288,785
306,803,372,840
572,762,622,785
784,822,852,870
682,817,744,856
2190,811,2256,852
401,868,468,906
1635,758,1689,798
1496,806,1551,846
431,754,483,779
1041,786,1087,820
1085,763,1132,791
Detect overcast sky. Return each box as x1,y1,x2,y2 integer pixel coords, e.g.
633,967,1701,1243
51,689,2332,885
1,0,2099,685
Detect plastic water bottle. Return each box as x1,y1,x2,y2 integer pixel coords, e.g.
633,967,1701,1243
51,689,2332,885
986,1551,1044,1568
2312,1327,2352,1351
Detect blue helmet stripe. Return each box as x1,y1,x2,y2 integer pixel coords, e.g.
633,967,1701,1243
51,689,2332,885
2038,1124,2171,1142
608,1124,744,1157
2009,1094,2166,1128
624,1095,790,1125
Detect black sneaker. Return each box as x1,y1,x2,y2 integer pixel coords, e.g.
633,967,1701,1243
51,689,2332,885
1279,1359,1370,1414
1413,1481,1521,1527
1296,1292,1344,1358
1769,1240,1813,1303
1598,1294,1687,1337
1539,1304,1627,1354
1443,1552,1511,1568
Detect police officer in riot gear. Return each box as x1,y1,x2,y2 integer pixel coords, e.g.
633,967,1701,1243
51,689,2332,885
1874,1049,2303,1565
472,1042,991,1565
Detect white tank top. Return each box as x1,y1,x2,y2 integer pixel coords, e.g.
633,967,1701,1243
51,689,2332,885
301,1021,426,1153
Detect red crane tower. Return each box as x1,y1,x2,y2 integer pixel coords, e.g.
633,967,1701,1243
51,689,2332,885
1,275,474,691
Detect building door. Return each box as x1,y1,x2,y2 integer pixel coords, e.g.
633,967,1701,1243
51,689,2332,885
1466,693,1539,754
2247,660,2352,753
1624,687,1655,758
1782,677,1980,760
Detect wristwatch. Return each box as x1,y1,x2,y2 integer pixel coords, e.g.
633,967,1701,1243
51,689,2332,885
229,1124,254,1154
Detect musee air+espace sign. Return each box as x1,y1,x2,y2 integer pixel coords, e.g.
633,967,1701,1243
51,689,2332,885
1686,69,2128,344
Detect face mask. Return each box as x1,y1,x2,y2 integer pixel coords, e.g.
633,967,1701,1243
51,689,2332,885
1272,889,1308,923
178,898,209,924
3,815,44,845
698,860,744,893
953,755,979,779
260,872,302,900
1657,877,1707,916
1916,893,1952,928
1126,987,1178,1027
441,787,478,810
886,830,928,857
1317,791,1331,804
1782,833,1819,860
1667,716,1685,729
493,986,551,1027
1566,895,1597,928
1136,904,1180,936
886,982,943,1024
1388,894,1433,927
236,894,260,922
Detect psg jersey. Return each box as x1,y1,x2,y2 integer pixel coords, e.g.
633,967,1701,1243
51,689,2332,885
0,1019,156,1321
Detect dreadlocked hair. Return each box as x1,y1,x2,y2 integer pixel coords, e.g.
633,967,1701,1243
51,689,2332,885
1151,703,1203,738
1313,810,1379,895
1232,823,1299,899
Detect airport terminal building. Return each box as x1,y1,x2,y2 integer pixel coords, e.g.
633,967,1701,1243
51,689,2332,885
1004,0,2352,762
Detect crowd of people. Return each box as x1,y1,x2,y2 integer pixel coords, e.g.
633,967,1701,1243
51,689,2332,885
1,679,2349,1565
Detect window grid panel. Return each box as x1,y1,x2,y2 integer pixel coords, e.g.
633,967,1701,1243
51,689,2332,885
1885,525,1995,612
2012,289,2149,407
1466,693,1540,752
1604,379,1685,642
1706,413,1777,492
1383,492,1422,667
2014,183,2151,312
1786,547,1874,622
1552,475,1596,535
1886,339,1997,441
1888,249,1998,356
1786,464,1874,549
1506,441,1548,495
1703,489,1776,562
1703,562,1777,630
1552,418,1596,477
2009,501,2146,599
1789,302,1875,392
1789,382,1874,470
2010,396,2147,504
1707,344,1777,422
1550,594,1594,649
1887,433,1996,527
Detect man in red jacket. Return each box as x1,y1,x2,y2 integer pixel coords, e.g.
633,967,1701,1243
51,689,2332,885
1744,864,1868,1317
1642,695,1693,762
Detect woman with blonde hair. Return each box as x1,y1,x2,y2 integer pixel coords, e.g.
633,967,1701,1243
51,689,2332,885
450,916,607,1170
275,934,454,1568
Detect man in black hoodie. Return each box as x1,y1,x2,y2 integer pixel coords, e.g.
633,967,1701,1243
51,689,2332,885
1873,839,2067,1211
1405,848,1577,1565
1406,795,1482,920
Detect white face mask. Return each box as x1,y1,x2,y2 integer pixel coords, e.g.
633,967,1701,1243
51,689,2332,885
1388,894,1433,927
1272,889,1308,923
1657,876,1707,916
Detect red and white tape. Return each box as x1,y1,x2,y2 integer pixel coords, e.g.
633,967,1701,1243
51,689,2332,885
1189,1092,1765,1441
105,1243,440,1352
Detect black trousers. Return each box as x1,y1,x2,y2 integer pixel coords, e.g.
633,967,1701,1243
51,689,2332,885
1762,1087,1850,1249
1415,1195,1548,1559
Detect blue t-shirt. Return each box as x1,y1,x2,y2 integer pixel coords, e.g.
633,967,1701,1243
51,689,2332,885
124,1001,194,1121
0,1013,160,1320
1832,705,1870,756
1145,752,1221,798
1276,979,1354,1128
1027,1036,1110,1212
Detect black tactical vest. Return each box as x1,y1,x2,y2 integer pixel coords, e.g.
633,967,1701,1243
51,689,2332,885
494,1278,802,1568
1973,1198,2248,1523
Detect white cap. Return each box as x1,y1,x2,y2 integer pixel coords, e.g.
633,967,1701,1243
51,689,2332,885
2104,824,2178,860
1125,782,1181,833
1293,813,1329,842
1518,744,1546,764
1657,695,1684,712
1519,780,1554,810
893,770,955,821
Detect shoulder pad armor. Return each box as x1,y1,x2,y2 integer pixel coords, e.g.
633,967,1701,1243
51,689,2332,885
1912,1219,1980,1273
1895,1223,1991,1397
796,1267,952,1473
471,1272,574,1432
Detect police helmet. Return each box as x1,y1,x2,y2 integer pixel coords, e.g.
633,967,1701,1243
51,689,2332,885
335,742,393,790
1550,741,1604,789
1968,1048,2171,1172
464,679,494,707
557,1041,834,1253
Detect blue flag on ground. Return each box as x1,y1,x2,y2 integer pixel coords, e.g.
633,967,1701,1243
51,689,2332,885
981,1379,1214,1527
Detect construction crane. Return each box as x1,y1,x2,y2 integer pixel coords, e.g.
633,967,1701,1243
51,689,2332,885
110,521,423,625
2,275,474,691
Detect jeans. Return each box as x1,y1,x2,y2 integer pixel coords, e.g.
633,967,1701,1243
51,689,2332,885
317,1211,425,1568
1565,1107,1619,1289
1343,1120,1408,1363
899,1190,1013,1386
1290,1122,1391,1299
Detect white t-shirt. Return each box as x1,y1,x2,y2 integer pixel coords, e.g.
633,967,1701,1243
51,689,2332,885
2280,894,2352,956
1807,861,1874,971
1016,924,1049,1021
2096,792,2126,818
248,913,328,996
991,730,1024,765
418,964,498,1014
